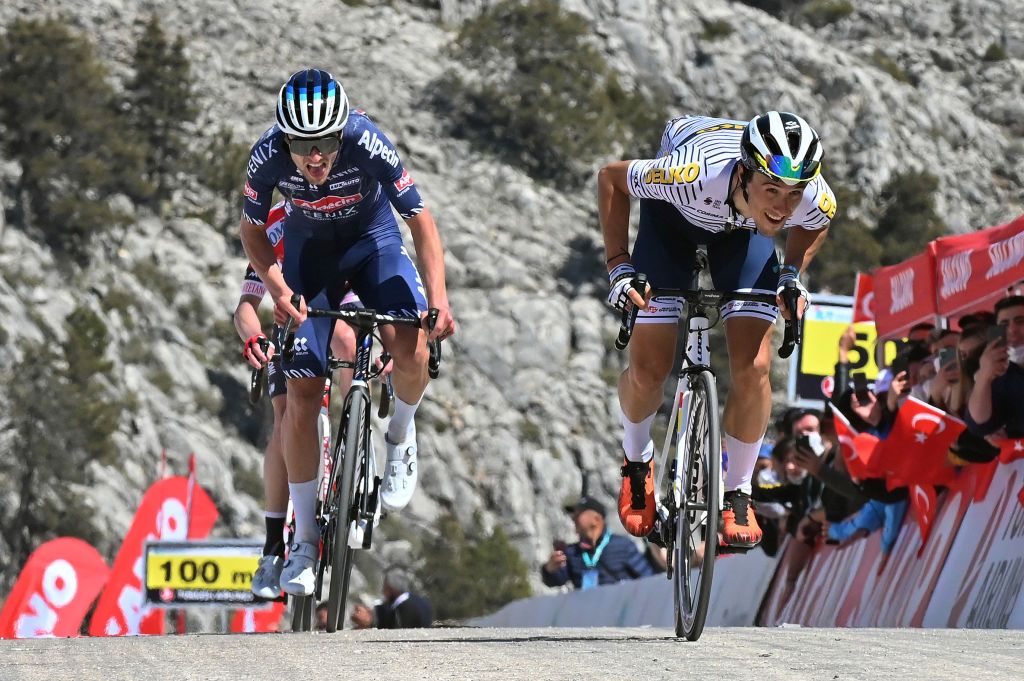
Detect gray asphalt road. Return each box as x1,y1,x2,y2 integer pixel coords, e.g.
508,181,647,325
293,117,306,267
1,627,1021,681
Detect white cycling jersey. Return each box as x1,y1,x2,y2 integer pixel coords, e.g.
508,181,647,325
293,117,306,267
626,116,837,233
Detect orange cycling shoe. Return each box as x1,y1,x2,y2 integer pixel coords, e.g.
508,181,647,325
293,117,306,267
721,490,762,548
618,458,656,537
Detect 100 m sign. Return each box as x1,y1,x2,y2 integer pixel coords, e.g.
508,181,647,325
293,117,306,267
146,554,257,591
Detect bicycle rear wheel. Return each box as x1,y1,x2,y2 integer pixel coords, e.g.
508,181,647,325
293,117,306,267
673,369,720,641
325,389,368,633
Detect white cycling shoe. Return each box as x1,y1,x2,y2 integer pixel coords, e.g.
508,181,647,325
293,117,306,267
280,541,318,597
381,430,418,512
251,555,284,599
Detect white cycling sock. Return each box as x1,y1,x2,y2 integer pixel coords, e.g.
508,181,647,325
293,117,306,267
620,409,656,463
723,432,764,495
387,395,420,443
288,479,319,544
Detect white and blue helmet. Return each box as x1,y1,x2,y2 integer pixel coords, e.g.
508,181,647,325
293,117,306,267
740,111,823,186
276,68,349,138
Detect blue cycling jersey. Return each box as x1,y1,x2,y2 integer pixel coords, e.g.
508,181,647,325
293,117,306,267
241,108,429,379
242,109,424,241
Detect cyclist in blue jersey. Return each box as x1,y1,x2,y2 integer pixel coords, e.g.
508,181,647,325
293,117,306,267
240,69,456,597
598,112,834,548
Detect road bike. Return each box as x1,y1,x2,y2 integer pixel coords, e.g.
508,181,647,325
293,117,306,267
282,301,441,632
615,246,800,641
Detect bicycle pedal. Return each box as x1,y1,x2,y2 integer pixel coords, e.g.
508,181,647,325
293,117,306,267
716,536,755,555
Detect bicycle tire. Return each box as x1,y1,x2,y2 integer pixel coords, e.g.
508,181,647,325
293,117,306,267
673,369,720,641
325,389,368,633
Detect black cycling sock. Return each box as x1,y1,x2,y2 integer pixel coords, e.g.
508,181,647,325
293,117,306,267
264,516,286,557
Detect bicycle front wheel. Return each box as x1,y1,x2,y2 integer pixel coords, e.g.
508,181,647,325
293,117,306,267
673,369,721,641
325,389,368,633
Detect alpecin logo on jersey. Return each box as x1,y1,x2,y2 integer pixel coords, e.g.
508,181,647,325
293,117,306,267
357,130,399,167
291,194,363,212
394,168,414,192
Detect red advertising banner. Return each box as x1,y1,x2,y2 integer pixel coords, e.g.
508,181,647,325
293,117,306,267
0,538,110,638
230,602,286,633
852,272,875,323
872,249,937,340
924,460,1024,627
88,476,218,636
757,464,980,628
933,215,1024,318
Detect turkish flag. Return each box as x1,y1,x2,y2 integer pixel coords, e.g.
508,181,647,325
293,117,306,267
0,538,110,639
876,397,965,489
853,272,875,323
832,409,871,479
909,484,938,555
999,439,1024,464
88,476,218,637
230,602,286,633
855,432,884,478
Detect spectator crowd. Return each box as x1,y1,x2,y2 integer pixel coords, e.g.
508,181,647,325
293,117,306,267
536,295,1024,597
749,295,1024,563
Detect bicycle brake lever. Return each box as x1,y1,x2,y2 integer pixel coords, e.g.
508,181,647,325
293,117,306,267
615,273,648,350
249,366,265,404
282,293,302,363
777,281,801,359
426,307,442,379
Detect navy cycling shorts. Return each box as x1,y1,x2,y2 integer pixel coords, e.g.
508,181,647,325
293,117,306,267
280,229,427,379
632,199,779,324
266,355,287,398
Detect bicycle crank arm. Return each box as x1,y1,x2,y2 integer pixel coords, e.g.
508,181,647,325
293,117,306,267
378,375,394,419
361,476,383,550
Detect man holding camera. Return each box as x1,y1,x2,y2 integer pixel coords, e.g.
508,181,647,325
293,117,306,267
968,296,1024,439
541,496,655,590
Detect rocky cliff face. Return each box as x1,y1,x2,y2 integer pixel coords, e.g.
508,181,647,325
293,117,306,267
0,0,1020,604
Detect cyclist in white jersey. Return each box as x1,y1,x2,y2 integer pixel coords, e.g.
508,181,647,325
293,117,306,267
598,112,836,547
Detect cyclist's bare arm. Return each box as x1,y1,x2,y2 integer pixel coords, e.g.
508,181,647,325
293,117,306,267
598,161,648,310
239,216,303,324
597,161,632,270
234,294,264,341
235,294,274,368
783,225,829,274
404,206,455,339
778,225,829,319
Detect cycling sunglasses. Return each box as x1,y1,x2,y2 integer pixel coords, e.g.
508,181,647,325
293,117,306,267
286,134,341,156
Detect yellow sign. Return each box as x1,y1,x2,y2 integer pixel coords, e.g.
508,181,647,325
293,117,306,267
146,552,258,591
799,319,897,380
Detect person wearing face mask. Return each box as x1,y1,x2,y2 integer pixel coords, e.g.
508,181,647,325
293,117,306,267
541,496,655,590
966,296,1024,441
752,438,824,540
